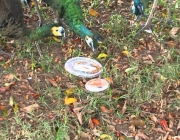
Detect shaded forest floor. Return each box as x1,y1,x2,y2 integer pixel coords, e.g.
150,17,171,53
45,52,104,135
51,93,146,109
0,0,180,139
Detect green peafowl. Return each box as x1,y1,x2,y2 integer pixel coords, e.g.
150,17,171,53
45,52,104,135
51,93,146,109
42,0,104,52
136,0,173,34
132,0,146,21
136,0,158,34
0,0,65,56
0,0,65,42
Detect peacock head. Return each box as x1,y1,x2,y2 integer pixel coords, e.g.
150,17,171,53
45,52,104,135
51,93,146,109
85,36,97,52
51,26,65,37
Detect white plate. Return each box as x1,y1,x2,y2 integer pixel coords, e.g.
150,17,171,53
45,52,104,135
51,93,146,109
85,78,109,92
65,57,103,78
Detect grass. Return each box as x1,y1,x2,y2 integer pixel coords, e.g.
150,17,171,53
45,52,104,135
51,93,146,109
0,0,180,139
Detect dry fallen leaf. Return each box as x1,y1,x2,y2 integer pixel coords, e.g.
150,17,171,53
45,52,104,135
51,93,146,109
21,104,39,113
165,41,178,47
172,136,180,140
115,123,132,137
104,77,113,84
150,114,158,123
169,27,179,38
125,67,137,75
5,73,14,81
73,106,84,124
169,120,174,129
136,131,149,140
91,127,101,137
152,127,166,134
159,119,168,131
98,134,112,140
64,96,77,105
65,88,75,95
130,117,146,128
121,101,127,115
89,9,99,17
72,37,81,44
162,131,170,140
0,81,15,94
0,86,9,93
177,120,180,130
122,50,131,56
153,73,167,82
129,124,136,133
9,96,14,106
147,54,155,62
168,112,174,121
66,82,76,88
98,53,107,59
47,78,58,87
117,0,124,5
100,105,111,113
13,102,19,113
79,131,91,140
92,118,100,126
89,118,95,129
0,106,5,110
33,93,39,99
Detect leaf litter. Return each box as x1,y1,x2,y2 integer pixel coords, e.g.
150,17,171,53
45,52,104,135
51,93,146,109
0,0,180,139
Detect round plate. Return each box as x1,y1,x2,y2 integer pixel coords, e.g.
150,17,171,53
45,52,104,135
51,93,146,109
65,57,103,78
85,78,109,92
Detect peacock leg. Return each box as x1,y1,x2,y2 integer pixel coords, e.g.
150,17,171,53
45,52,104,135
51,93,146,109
35,41,43,57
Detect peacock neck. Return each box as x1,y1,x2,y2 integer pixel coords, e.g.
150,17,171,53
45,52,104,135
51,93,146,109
72,23,93,39
26,24,56,41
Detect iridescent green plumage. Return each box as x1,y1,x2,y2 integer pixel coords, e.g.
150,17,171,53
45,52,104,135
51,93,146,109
42,0,103,51
132,0,145,17
132,0,150,18
0,0,64,42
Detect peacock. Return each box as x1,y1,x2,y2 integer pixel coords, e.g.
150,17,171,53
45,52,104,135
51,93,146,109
0,0,65,42
42,0,104,52
132,0,146,20
135,0,159,34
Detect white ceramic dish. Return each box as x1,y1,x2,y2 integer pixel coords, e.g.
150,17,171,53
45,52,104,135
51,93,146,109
65,57,103,78
85,78,109,92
